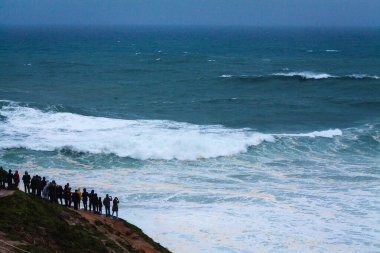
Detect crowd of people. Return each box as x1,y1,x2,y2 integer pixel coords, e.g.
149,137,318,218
0,166,120,218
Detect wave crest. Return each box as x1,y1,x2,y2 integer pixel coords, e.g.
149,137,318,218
219,71,379,81
0,102,342,160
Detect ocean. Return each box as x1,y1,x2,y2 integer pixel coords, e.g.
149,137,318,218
0,26,379,252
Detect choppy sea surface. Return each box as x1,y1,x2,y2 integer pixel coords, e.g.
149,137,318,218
0,26,379,252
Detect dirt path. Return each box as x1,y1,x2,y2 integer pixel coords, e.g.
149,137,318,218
0,190,15,198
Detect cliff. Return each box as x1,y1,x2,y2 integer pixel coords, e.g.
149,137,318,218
0,190,171,253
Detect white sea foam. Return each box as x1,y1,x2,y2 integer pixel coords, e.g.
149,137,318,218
219,74,233,78
348,74,380,79
276,129,342,138
0,103,342,160
219,72,379,80
325,49,339,52
273,71,334,79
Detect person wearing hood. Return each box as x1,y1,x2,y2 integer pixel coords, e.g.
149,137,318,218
112,197,119,219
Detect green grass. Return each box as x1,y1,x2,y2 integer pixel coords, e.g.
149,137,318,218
0,191,120,253
0,190,172,253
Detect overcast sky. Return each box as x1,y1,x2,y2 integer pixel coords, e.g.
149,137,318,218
0,0,379,27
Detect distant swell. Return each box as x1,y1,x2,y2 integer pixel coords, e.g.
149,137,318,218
219,72,379,81
0,102,342,160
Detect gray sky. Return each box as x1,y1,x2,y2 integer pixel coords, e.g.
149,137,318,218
0,0,379,27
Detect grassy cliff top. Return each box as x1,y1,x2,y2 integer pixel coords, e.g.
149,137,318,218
0,190,171,253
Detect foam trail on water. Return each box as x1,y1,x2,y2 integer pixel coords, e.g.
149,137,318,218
0,102,342,160
348,74,380,79
219,74,233,78
275,129,342,138
272,71,335,79
219,72,379,80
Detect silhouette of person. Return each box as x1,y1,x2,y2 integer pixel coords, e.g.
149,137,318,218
112,197,119,218
89,190,95,212
22,171,31,193
98,197,103,214
7,169,13,189
103,194,112,217
82,188,88,211
57,185,63,205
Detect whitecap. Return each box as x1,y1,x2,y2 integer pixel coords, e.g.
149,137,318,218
273,71,334,79
348,74,379,80
277,129,342,138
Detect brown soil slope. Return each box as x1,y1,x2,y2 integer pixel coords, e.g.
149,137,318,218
0,190,171,253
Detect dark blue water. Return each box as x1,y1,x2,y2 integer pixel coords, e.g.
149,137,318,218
1,26,379,130
0,26,379,252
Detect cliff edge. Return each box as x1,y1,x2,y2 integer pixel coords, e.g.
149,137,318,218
0,190,171,253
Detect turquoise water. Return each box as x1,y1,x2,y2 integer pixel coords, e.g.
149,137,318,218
0,26,379,252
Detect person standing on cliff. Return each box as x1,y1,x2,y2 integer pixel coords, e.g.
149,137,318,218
103,194,112,217
82,188,88,210
63,183,70,206
89,190,95,212
13,170,20,189
7,169,13,189
22,171,31,193
36,176,42,197
0,167,6,189
75,188,82,209
93,193,98,214
48,180,58,203
40,177,47,193
72,189,80,210
98,196,103,214
57,184,63,205
112,197,119,219
30,176,36,195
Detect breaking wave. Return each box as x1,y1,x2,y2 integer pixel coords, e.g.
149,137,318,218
0,101,342,160
219,71,379,81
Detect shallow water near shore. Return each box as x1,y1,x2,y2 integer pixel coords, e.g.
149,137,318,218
1,26,380,252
